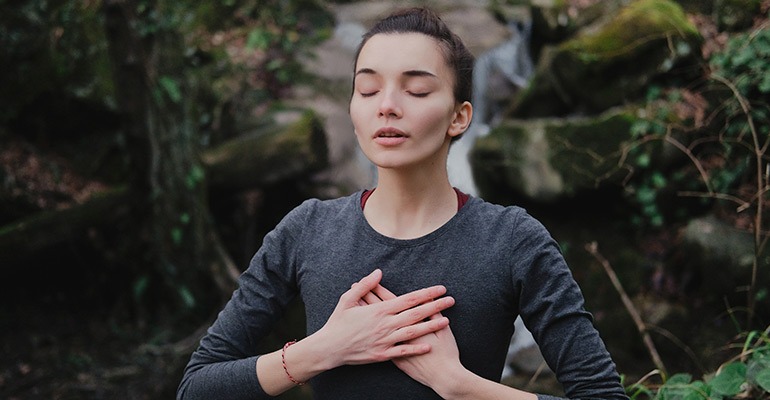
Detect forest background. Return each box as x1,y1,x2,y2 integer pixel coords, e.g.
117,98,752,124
1,0,769,399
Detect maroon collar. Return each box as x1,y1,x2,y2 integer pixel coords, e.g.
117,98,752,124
361,188,469,211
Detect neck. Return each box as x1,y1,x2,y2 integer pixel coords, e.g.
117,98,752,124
364,165,457,240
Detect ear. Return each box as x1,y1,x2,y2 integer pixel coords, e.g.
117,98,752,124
448,101,473,138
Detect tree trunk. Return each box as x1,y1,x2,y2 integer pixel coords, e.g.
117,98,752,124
103,0,219,316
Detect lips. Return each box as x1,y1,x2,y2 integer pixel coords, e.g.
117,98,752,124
374,127,408,138
373,127,409,146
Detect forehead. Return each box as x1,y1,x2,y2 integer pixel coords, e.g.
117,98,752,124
355,33,451,77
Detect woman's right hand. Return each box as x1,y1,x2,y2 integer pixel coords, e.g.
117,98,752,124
315,268,454,368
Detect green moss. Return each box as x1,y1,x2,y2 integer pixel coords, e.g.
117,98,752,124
545,112,636,190
562,0,699,60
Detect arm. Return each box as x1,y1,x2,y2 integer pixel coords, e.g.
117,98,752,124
363,226,629,400
256,268,455,395
363,285,537,400
178,267,455,399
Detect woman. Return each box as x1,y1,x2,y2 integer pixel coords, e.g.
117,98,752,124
178,7,628,400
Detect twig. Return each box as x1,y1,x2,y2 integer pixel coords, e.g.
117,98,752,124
525,361,549,390
662,129,713,194
676,190,751,211
646,324,706,373
586,241,668,378
711,73,764,328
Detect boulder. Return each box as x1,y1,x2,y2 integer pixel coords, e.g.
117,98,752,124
511,0,703,118
680,215,767,297
202,109,328,190
528,0,624,56
470,107,637,204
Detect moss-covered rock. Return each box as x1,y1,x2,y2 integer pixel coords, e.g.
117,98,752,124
511,0,703,118
470,107,640,204
528,0,625,57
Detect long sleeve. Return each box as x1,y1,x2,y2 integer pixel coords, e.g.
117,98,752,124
511,214,628,400
177,201,313,400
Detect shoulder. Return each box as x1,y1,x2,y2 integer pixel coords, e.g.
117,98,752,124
465,197,548,235
277,192,361,230
255,192,361,257
459,197,557,259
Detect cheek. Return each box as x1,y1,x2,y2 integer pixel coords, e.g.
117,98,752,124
349,101,364,130
419,104,455,133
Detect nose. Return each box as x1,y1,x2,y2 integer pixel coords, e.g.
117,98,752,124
378,89,402,119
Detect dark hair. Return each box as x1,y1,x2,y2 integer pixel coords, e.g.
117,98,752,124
353,7,475,105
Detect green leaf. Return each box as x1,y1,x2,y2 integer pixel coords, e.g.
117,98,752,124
185,165,205,189
650,214,664,227
759,73,770,93
133,275,149,299
709,362,747,397
266,58,283,71
178,285,196,308
651,172,667,189
630,120,651,137
171,227,183,245
756,368,770,392
247,29,271,50
635,152,651,168
667,373,693,385
158,76,182,103
685,381,710,400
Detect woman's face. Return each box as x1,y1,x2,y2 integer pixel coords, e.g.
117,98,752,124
350,32,468,172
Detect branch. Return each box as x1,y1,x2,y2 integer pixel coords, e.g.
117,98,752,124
585,241,668,377
662,129,713,193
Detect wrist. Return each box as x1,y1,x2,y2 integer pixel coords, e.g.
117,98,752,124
433,365,475,399
301,328,344,372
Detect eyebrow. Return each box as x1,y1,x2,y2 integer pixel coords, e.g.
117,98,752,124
354,68,438,79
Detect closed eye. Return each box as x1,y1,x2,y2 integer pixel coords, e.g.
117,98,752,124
359,91,378,98
409,92,430,98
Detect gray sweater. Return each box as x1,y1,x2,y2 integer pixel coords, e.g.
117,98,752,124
178,192,628,399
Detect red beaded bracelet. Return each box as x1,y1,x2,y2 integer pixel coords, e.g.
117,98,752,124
282,340,306,386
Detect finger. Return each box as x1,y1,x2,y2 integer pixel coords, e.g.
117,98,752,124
381,343,432,359
339,269,382,305
362,291,382,304
382,285,448,314
428,311,444,320
391,316,450,343
395,296,454,326
372,284,397,301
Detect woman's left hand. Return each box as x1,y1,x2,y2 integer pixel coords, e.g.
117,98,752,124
363,285,468,393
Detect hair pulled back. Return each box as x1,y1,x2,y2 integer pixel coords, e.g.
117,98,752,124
353,7,475,105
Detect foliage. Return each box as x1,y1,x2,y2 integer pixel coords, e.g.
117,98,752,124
709,24,770,152
187,0,333,103
625,328,770,399
0,0,333,135
619,17,770,399
0,0,113,124
623,22,770,230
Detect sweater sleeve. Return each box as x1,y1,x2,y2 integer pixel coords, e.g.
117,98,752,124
512,213,628,400
177,201,313,400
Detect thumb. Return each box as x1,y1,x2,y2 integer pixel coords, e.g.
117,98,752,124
341,269,382,305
